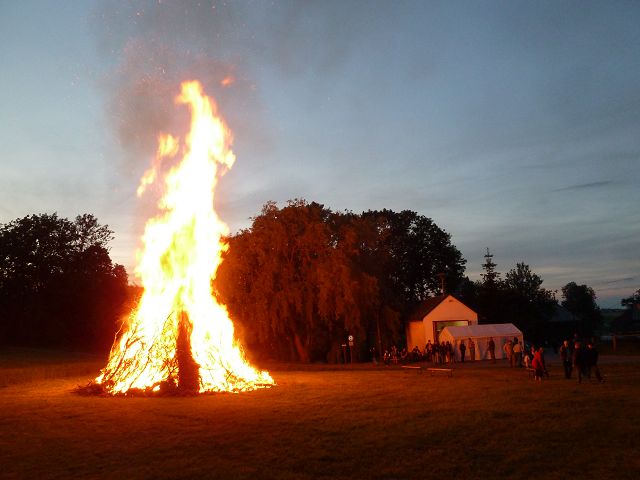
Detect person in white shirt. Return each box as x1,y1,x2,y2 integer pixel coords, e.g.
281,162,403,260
512,339,523,367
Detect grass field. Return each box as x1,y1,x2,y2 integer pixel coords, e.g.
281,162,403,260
0,347,105,387
1,351,639,479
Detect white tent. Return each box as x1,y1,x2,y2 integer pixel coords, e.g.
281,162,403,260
439,323,523,361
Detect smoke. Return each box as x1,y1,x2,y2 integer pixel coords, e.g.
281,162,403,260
91,0,362,163
92,1,254,161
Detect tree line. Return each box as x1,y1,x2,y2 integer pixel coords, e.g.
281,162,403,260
0,205,613,358
218,208,603,360
457,249,602,344
215,200,466,362
0,214,130,352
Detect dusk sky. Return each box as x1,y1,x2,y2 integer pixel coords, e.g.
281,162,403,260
1,1,638,308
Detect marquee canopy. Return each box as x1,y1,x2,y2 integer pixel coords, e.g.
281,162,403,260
440,323,522,340
439,323,523,361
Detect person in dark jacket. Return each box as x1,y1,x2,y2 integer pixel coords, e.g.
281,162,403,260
487,337,496,363
586,342,604,383
559,340,573,379
573,342,588,384
459,340,466,362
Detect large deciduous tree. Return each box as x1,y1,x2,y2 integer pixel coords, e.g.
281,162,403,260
360,209,466,305
216,202,466,362
217,200,378,362
355,209,466,349
0,213,129,351
503,262,556,342
561,282,602,336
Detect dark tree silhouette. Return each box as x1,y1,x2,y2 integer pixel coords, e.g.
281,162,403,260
503,262,556,342
0,213,129,352
472,248,509,324
360,209,466,305
561,282,602,336
621,288,640,308
480,247,500,286
463,250,559,341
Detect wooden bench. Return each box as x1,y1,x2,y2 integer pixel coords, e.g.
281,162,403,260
426,367,453,377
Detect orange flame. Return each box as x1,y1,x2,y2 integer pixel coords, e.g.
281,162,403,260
96,80,273,394
137,134,180,197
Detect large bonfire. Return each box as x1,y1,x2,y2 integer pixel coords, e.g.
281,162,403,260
95,80,273,395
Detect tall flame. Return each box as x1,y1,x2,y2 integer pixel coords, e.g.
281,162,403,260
96,80,273,394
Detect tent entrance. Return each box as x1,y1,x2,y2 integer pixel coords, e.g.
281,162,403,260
433,320,469,343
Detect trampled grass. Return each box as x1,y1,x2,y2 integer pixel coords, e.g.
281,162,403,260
1,353,639,479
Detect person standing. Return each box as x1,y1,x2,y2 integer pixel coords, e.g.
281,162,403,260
529,345,536,366
532,347,545,381
559,340,573,379
468,338,476,362
504,340,513,366
586,342,603,383
512,340,523,367
573,342,588,384
459,340,466,362
487,337,496,363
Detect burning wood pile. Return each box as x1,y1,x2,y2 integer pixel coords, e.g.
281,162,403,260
86,81,273,395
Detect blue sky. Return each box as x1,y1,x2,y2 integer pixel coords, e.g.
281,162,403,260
1,1,638,307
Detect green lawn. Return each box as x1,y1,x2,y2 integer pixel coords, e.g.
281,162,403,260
1,353,639,479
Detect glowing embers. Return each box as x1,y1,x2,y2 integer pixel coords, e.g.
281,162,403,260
95,81,273,395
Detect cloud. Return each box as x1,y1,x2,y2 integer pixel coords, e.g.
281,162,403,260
552,181,615,192
601,276,638,286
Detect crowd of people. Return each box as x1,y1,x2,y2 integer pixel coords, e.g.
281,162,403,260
381,337,494,366
382,341,456,365
503,338,536,370
377,334,604,384
558,337,604,383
